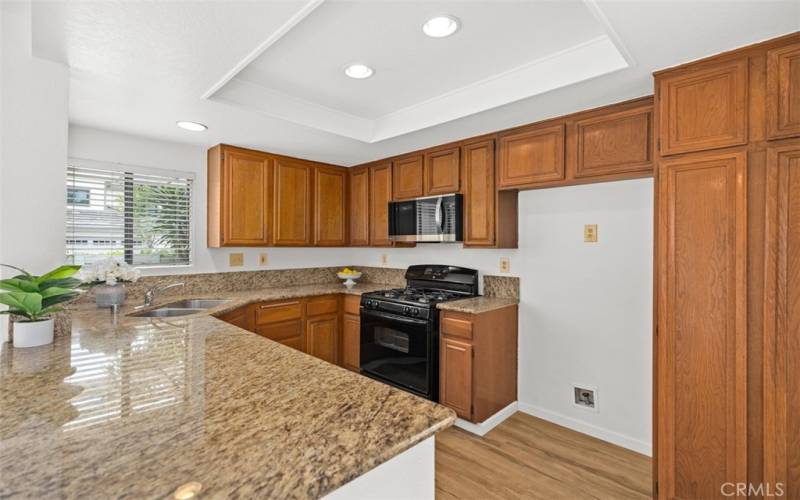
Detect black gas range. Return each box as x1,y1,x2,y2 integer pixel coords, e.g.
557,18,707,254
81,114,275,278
360,265,479,401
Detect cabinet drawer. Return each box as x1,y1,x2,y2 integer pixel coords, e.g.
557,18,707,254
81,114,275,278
255,300,302,325
255,320,303,342
306,295,338,316
441,313,474,340
343,295,361,315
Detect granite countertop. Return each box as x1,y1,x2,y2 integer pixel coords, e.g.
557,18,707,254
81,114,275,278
0,283,455,499
437,296,519,314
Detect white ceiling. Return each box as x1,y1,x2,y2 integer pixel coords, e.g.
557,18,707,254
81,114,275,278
32,0,800,166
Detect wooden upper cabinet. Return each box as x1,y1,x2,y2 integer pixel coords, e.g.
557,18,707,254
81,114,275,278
273,159,314,246
657,150,747,499
767,42,800,140
498,123,565,188
573,103,653,178
763,141,800,499
369,162,393,246
424,147,460,195
314,166,347,246
207,146,271,247
348,167,370,246
462,140,495,247
657,58,748,156
392,154,424,200
440,337,473,420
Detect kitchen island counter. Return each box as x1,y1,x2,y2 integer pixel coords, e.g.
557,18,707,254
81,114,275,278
0,284,455,499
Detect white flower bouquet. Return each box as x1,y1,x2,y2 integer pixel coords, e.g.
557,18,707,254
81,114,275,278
80,258,141,286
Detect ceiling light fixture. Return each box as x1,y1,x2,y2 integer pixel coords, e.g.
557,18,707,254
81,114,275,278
422,15,460,38
344,64,374,79
176,121,208,132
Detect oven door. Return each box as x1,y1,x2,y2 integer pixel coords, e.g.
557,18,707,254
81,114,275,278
360,309,433,398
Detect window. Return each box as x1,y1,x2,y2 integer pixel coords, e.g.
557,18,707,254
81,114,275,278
66,160,194,267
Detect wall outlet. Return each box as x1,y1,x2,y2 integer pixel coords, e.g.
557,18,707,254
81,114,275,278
381,254,388,266
499,258,510,273
573,385,598,412
584,224,598,243
229,252,244,267
259,253,268,266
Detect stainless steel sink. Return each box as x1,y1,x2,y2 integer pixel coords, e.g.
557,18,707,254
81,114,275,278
161,298,231,309
129,308,205,318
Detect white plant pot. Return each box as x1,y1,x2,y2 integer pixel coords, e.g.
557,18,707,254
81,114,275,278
13,318,54,348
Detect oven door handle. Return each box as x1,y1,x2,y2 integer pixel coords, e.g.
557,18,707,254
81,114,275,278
361,309,429,326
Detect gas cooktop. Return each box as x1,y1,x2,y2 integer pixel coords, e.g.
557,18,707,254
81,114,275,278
365,287,469,307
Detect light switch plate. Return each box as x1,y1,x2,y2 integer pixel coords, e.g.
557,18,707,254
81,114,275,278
584,224,598,243
499,258,510,273
259,253,268,266
229,252,244,267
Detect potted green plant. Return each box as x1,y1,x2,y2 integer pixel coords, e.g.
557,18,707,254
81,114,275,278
0,264,82,348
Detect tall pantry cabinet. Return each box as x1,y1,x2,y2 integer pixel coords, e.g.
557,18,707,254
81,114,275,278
654,32,800,499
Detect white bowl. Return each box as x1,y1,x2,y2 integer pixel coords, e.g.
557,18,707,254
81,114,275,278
337,272,362,288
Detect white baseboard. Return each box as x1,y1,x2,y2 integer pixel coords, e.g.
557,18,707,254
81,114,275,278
517,402,652,456
454,401,518,437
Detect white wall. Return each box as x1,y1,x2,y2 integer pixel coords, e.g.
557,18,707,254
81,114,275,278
68,126,354,276
355,180,654,453
1,2,70,343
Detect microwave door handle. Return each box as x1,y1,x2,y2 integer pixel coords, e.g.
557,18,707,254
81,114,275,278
435,197,443,233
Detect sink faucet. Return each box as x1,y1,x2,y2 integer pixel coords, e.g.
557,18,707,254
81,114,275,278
143,282,185,307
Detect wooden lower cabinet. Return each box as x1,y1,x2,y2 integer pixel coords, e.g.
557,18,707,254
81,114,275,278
217,306,252,331
255,320,304,351
306,313,338,364
439,306,518,423
341,295,362,372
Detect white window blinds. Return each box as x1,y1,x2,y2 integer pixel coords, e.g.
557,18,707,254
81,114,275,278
66,161,193,267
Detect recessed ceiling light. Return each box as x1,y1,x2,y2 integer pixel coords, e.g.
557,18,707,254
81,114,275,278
344,63,374,79
423,15,460,38
176,121,208,132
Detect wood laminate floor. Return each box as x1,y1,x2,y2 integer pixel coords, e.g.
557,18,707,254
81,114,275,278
435,412,652,500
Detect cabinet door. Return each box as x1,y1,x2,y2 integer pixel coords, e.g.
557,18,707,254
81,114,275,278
306,313,338,364
658,58,748,156
574,104,653,178
314,166,347,246
424,147,460,195
369,163,393,246
440,338,473,420
767,42,800,140
349,167,370,246
763,141,800,498
498,124,565,188
273,159,313,246
462,140,496,247
342,313,360,372
222,149,271,246
392,155,424,200
657,151,747,499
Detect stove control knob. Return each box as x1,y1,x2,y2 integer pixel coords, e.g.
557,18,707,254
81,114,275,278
409,308,419,316
403,306,411,314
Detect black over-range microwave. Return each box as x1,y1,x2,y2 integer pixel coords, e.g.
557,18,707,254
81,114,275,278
388,193,463,243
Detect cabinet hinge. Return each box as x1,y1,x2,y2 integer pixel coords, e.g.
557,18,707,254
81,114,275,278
655,480,659,496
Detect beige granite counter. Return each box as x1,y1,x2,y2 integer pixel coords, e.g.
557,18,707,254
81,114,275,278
0,283,455,499
437,296,519,314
